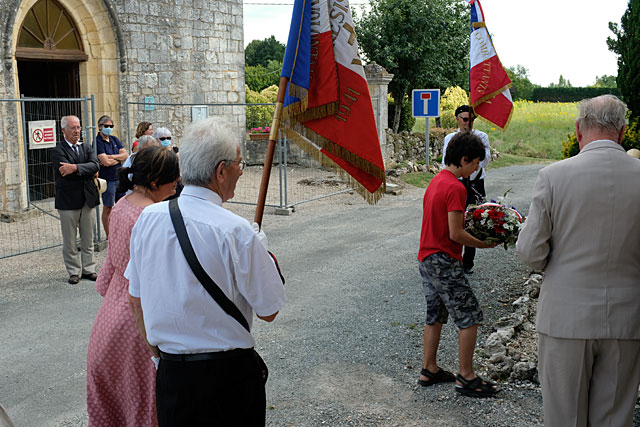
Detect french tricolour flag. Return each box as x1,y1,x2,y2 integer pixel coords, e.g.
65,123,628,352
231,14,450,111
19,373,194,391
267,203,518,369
280,0,386,203
469,0,513,129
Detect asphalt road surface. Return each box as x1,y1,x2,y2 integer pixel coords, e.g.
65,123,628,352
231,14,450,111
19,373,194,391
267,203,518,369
0,163,593,426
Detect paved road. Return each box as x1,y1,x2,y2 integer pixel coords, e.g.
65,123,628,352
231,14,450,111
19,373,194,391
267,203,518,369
1,163,553,426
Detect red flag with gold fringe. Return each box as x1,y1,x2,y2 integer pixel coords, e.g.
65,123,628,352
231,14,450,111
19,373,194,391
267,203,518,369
281,0,386,203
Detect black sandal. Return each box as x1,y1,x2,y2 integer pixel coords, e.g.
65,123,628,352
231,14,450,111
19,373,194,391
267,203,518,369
455,374,499,398
417,367,456,387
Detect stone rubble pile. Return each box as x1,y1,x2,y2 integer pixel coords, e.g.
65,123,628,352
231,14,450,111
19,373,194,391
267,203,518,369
479,273,543,383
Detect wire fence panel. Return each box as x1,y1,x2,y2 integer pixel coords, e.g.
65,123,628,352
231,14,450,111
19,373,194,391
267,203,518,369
125,100,355,211
0,97,98,259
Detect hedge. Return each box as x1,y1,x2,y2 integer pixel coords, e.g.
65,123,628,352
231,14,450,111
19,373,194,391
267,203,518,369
532,87,621,102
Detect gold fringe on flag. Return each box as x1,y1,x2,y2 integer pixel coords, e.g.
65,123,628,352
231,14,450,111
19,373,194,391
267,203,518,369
281,83,309,121
284,126,386,204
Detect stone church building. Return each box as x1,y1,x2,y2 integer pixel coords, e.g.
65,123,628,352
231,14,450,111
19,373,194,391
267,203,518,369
0,0,245,213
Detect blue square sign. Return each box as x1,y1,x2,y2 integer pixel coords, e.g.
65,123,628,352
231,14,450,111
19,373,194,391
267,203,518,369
412,89,440,118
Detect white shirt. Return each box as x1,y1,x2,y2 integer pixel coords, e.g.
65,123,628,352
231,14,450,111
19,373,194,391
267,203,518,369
441,129,491,181
122,152,135,169
126,185,286,353
65,139,83,152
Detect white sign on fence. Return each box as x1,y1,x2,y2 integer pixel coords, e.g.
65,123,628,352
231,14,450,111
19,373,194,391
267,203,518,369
28,120,56,149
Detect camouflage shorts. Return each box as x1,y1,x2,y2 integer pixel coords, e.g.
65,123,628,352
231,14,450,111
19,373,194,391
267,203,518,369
419,252,483,329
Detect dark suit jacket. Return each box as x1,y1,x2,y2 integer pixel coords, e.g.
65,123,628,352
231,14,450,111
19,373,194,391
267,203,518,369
52,140,100,210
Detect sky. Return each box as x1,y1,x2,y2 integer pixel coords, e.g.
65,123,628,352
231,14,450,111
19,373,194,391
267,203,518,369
243,0,629,88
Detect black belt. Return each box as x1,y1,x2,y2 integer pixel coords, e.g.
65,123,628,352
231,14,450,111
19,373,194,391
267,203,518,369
159,348,254,362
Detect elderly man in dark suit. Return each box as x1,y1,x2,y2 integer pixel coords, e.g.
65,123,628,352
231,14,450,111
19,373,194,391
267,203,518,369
52,115,100,284
517,95,640,426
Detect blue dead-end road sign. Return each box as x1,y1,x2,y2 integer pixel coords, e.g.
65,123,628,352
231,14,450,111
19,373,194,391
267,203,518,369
412,89,440,118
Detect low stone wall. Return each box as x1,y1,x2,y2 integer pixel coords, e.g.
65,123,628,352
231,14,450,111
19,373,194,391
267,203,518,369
478,273,542,383
384,128,455,169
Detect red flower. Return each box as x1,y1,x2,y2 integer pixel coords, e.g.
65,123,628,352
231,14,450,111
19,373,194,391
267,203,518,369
473,209,484,220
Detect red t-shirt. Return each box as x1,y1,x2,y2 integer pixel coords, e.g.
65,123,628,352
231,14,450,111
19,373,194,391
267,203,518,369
418,170,467,262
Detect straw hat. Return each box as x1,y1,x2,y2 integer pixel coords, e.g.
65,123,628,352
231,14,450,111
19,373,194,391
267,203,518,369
94,177,108,194
627,148,640,159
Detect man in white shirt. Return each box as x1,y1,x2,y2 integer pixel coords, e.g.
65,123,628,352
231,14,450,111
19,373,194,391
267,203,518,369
126,118,286,426
441,105,491,274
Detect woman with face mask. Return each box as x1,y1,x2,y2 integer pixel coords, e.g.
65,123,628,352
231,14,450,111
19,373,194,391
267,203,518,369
96,115,128,238
153,127,173,150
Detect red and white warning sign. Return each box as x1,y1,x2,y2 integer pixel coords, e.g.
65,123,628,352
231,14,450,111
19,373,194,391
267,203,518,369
28,120,56,149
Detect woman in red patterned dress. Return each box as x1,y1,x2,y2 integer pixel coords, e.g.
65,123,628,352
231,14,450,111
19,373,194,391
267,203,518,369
87,146,180,426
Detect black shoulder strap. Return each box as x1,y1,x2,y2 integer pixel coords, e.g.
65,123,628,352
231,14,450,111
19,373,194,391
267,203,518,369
168,198,250,332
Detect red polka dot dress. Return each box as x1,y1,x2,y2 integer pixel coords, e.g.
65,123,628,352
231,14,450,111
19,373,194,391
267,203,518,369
87,198,157,427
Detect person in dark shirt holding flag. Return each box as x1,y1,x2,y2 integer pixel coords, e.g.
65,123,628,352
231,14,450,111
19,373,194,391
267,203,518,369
418,131,498,398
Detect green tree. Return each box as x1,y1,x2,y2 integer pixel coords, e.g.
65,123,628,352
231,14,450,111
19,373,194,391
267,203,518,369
245,59,283,91
591,74,617,88
505,65,537,100
354,0,469,133
608,0,640,118
245,36,286,67
549,74,572,88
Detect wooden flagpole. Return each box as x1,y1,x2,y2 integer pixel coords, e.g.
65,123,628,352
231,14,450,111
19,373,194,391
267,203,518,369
254,76,289,227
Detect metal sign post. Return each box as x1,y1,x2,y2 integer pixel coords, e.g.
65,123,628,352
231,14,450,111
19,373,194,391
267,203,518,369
411,89,441,168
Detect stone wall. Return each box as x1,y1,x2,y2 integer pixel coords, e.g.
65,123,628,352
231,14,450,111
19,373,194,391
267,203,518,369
0,0,245,212
384,128,455,170
114,0,245,143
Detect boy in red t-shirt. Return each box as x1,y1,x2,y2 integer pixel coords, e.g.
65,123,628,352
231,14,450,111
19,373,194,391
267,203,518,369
417,131,499,398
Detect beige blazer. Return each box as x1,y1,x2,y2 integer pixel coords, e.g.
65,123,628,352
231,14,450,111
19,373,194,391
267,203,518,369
516,140,640,339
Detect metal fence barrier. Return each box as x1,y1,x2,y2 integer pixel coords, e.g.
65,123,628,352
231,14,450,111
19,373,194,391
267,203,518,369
125,100,354,210
0,98,356,259
0,96,100,259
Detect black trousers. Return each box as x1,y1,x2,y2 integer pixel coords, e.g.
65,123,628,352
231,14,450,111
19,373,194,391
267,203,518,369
156,351,266,427
462,177,486,269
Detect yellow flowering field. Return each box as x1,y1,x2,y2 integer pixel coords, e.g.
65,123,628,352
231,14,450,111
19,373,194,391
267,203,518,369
474,100,578,160
416,101,578,160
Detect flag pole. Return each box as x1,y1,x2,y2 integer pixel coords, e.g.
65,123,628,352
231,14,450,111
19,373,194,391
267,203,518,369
254,76,289,227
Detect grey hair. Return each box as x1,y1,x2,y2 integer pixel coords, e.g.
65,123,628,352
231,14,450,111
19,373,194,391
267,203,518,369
60,115,79,129
154,127,172,139
576,95,628,134
97,115,113,127
138,134,160,149
179,118,239,187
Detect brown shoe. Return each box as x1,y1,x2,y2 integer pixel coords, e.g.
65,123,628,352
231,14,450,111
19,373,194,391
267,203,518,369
81,272,98,281
68,275,80,284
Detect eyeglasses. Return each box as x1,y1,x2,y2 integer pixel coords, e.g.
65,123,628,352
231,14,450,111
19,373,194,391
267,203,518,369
228,159,246,170
458,116,475,123
159,136,172,141
102,124,114,128
216,159,246,171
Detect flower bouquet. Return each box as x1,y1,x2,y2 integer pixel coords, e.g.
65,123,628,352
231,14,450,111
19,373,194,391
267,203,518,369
465,201,525,249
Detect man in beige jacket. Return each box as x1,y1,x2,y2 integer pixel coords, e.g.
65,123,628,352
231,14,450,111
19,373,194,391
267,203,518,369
516,95,640,427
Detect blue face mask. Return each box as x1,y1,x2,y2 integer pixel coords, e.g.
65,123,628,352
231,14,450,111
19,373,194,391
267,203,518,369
101,127,113,136
161,140,171,147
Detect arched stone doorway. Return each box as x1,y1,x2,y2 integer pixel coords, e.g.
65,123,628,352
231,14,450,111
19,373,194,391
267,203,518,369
16,0,86,200
4,0,122,207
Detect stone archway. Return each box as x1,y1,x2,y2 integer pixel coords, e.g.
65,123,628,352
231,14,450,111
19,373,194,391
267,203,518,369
10,0,122,116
